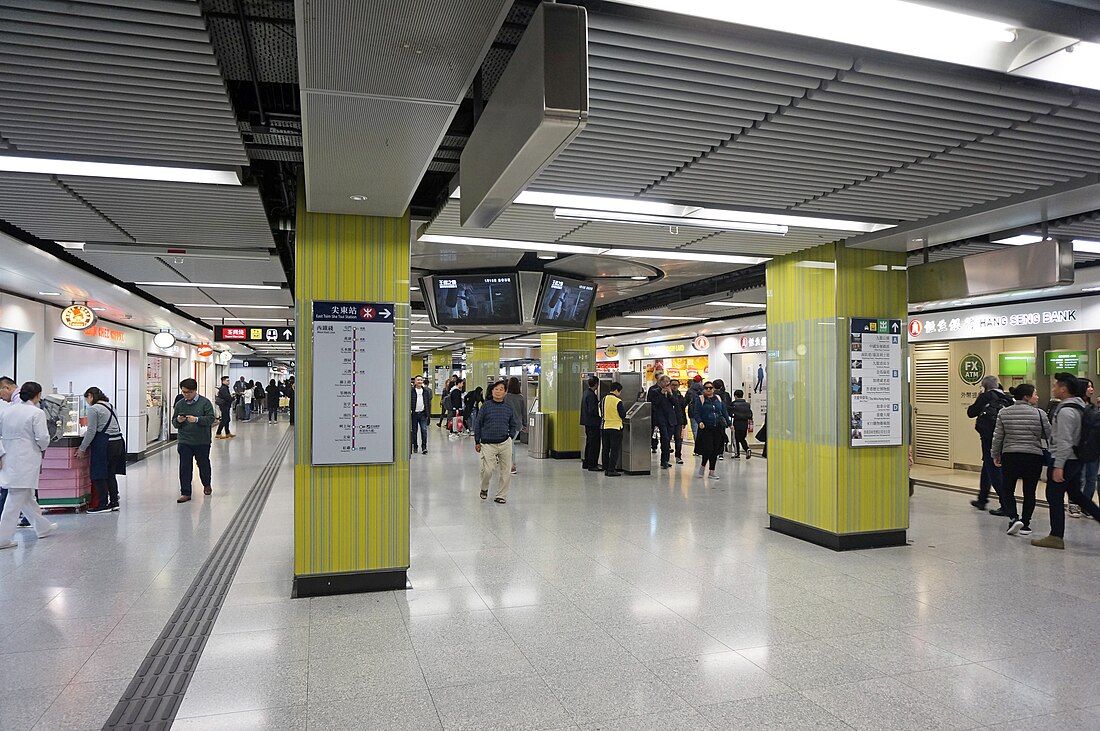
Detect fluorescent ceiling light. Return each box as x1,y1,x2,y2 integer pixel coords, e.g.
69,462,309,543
55,241,85,250
0,155,241,185
136,282,282,290
178,304,291,309
516,191,892,233
993,234,1044,246
612,249,769,265
1073,239,1100,255
218,318,295,323
609,0,1018,69
38,291,61,296
555,208,788,235
623,315,701,321
596,326,639,330
705,301,765,308
410,285,420,291
418,234,768,265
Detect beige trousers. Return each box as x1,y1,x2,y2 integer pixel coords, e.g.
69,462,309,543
479,439,513,499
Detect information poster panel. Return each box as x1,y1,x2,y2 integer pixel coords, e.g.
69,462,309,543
311,301,395,465
849,318,903,447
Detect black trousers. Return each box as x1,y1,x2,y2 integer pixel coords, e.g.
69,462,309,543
178,442,212,496
672,426,684,460
1047,460,1100,537
92,439,125,508
999,452,1044,526
217,403,231,434
656,423,673,465
602,428,622,473
695,427,724,471
583,425,601,468
733,427,750,455
977,436,1002,505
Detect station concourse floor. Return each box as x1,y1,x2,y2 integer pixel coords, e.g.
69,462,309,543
4,425,1100,729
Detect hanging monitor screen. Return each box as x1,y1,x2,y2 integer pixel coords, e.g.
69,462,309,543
535,274,597,329
431,274,522,326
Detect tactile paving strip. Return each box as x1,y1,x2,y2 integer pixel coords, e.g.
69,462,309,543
103,430,293,731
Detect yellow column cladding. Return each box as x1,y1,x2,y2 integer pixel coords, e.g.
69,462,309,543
766,242,908,548
294,191,411,583
466,338,500,394
539,310,596,456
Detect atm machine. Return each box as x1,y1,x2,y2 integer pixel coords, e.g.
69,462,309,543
620,400,652,475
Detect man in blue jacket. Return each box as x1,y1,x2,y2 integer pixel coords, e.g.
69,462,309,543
474,381,520,504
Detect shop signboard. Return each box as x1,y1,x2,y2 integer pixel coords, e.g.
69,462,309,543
998,352,1034,377
311,301,395,465
60,304,97,331
1044,350,1088,375
215,325,295,343
849,317,903,447
907,296,1096,342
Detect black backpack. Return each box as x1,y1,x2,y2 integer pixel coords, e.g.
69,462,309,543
975,392,1011,438
1062,403,1100,463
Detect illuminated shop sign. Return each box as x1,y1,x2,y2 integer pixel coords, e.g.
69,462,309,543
908,298,1095,341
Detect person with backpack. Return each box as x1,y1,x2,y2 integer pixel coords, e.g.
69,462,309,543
670,379,687,465
1069,377,1099,519
966,375,1012,513
694,381,731,480
991,384,1050,537
76,387,126,514
1032,373,1100,549
730,389,754,459
713,379,734,461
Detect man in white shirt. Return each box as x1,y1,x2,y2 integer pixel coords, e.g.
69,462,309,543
410,375,432,455
0,376,30,527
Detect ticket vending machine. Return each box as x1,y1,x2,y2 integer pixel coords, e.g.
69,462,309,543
620,401,652,475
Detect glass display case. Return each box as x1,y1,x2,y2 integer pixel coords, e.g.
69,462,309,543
60,392,84,437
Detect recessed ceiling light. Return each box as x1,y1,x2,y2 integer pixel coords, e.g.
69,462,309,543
537,253,556,260
410,285,420,291
55,241,86,250
38,291,61,296
630,276,648,281
91,307,107,312
135,281,283,290
623,315,700,321
349,195,368,201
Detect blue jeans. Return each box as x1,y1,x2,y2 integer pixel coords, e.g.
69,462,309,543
978,437,1002,506
410,411,429,452
1081,460,1099,503
243,403,252,421
178,443,212,496
1047,460,1100,537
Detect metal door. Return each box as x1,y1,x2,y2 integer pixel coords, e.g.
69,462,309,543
911,343,952,468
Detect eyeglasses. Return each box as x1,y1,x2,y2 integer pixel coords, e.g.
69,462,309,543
703,385,714,390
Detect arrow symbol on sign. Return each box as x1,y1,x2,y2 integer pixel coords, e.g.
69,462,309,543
282,329,293,340
380,309,392,318
891,321,900,333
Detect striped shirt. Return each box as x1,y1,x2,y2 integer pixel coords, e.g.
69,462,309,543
473,399,519,445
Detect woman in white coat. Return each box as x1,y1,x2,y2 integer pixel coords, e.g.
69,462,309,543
0,382,56,548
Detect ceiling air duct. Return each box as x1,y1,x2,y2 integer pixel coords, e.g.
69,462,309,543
459,3,588,228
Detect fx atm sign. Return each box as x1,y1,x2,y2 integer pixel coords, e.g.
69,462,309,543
215,326,295,343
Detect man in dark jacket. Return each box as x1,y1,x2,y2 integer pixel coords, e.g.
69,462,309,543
967,375,1012,513
580,375,602,471
214,376,234,439
410,375,432,455
173,378,216,503
670,380,687,464
730,390,754,459
686,376,705,444
649,374,679,469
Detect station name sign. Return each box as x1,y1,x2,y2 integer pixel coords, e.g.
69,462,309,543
215,325,295,343
909,298,1092,342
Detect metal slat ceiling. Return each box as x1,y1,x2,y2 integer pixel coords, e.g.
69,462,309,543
0,0,247,166
0,172,130,241
63,177,274,248
528,11,1100,239
424,199,583,242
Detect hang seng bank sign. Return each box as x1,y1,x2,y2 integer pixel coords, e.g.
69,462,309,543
908,297,1093,342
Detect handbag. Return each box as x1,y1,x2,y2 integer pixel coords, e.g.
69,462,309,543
1038,409,1053,467
755,423,767,443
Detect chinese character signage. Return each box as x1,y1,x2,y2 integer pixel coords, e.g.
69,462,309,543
849,317,903,448
310,301,395,465
61,304,97,331
215,326,295,343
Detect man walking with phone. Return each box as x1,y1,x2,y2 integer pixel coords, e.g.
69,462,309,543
173,378,216,503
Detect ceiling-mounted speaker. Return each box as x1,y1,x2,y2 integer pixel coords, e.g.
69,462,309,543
460,3,588,228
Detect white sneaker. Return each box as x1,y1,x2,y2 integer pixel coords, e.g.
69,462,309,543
1069,504,1083,518
36,523,58,539
1007,520,1024,536
696,466,705,478
708,473,721,480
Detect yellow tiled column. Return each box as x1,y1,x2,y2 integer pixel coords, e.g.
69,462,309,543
539,311,596,458
766,242,909,549
466,338,500,395
292,192,411,596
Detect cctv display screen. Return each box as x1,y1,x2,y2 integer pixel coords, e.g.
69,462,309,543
535,275,597,329
431,274,521,326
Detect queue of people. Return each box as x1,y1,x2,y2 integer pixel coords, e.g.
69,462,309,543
973,372,1100,550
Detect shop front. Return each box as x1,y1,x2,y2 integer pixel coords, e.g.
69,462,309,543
712,330,769,428
907,296,1100,484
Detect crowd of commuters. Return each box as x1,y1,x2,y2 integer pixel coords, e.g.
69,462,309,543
974,371,1100,550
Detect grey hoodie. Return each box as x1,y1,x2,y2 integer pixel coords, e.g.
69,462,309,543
1051,397,1086,469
